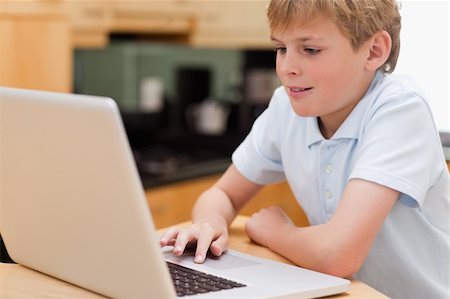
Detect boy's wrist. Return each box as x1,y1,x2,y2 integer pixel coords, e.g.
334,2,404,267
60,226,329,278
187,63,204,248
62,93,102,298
266,221,296,252
193,216,228,230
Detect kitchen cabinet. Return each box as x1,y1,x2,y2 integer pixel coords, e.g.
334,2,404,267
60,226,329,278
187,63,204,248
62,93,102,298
0,0,271,91
66,0,271,49
0,1,72,92
0,1,272,92
190,0,271,48
146,174,309,229
66,1,112,48
111,0,194,35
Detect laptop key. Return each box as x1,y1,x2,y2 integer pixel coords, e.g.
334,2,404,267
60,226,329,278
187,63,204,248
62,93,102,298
167,261,246,297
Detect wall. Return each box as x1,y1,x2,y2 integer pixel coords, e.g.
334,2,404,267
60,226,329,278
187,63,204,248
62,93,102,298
394,0,449,132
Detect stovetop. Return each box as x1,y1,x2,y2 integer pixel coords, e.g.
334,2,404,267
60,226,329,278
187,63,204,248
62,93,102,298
133,144,231,188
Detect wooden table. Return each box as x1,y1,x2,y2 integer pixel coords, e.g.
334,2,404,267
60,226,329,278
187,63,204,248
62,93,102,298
0,216,388,298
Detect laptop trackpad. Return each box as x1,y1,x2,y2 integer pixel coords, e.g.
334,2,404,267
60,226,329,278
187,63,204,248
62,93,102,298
203,251,261,270
164,247,261,270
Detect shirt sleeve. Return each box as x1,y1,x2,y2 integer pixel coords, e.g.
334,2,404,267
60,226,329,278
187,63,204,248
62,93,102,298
349,90,445,208
232,88,286,185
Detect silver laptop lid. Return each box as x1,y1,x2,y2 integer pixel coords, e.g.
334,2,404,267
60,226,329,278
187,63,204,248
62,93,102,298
0,87,175,298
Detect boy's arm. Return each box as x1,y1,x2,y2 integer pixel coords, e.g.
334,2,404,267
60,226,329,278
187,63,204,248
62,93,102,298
160,164,263,263
245,178,398,277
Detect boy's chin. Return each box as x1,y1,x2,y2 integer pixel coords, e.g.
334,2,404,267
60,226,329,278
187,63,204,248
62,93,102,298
295,111,317,117
289,105,319,118
288,99,320,118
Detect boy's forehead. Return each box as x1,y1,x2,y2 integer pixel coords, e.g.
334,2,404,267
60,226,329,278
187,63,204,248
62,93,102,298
270,16,339,39
271,14,314,34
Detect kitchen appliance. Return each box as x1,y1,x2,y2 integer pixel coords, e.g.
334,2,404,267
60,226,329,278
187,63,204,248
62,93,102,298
185,99,230,135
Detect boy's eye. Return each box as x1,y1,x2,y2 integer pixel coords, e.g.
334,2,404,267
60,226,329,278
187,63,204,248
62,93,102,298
274,47,287,55
304,48,321,55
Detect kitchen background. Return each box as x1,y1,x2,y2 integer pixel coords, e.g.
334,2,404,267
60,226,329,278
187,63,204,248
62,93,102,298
74,41,279,187
1,0,448,190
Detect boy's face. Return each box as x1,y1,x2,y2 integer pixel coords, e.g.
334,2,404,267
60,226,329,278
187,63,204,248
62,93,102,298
271,17,374,128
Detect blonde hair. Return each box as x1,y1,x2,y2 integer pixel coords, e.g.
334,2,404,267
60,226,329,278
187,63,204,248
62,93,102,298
267,0,401,73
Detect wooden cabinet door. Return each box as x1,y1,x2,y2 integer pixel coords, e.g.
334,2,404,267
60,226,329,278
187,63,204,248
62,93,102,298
190,0,272,48
0,3,72,92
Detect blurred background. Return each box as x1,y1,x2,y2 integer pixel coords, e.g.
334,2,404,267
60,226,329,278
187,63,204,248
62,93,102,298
0,0,280,187
0,0,448,189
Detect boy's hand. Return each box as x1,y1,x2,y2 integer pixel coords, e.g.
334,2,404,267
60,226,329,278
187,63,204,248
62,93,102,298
245,206,293,248
159,219,229,263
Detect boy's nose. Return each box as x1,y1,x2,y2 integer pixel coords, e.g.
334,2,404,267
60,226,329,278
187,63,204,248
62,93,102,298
278,54,302,76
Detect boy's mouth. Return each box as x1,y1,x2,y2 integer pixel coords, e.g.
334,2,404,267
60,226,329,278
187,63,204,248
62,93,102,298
289,86,313,92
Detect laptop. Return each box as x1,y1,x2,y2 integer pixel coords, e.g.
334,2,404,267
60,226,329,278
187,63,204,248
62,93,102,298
0,87,350,299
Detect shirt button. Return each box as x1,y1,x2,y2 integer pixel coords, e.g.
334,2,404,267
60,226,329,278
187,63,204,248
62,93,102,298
325,190,333,200
325,164,333,173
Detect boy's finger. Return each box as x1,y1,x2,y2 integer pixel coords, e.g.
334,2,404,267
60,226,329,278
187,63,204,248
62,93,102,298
194,230,216,263
210,234,228,257
173,229,196,256
159,227,180,246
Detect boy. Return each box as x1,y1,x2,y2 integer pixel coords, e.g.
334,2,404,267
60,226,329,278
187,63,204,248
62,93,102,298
160,0,450,297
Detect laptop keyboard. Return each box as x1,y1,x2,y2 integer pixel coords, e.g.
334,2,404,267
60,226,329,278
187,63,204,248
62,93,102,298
167,261,246,297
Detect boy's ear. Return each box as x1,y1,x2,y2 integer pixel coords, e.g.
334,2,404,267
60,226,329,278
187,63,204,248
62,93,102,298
365,30,392,71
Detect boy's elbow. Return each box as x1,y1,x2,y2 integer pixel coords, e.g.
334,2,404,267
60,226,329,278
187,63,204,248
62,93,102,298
320,260,359,278
319,248,365,278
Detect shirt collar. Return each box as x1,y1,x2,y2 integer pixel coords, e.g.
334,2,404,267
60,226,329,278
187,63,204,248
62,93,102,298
305,71,385,147
305,117,324,146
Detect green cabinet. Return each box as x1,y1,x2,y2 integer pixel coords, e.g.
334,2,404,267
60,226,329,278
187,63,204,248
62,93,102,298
74,43,244,113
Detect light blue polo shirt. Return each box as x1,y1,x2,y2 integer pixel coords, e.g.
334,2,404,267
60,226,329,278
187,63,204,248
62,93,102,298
232,71,450,298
